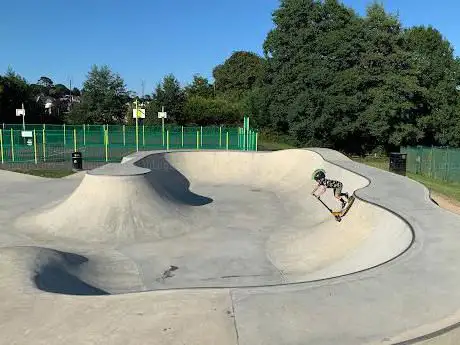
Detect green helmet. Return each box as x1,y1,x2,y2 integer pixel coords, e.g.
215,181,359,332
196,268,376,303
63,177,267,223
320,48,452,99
312,169,326,181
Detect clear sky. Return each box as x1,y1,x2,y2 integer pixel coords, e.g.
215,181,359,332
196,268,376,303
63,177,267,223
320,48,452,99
1,0,459,95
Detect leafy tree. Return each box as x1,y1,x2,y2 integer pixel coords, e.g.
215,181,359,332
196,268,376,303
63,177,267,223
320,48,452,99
38,76,54,89
183,96,242,125
403,26,460,146
0,68,42,124
67,65,129,124
184,75,214,98
50,84,70,98
72,87,81,97
355,4,426,152
145,74,186,125
263,0,368,152
213,51,265,100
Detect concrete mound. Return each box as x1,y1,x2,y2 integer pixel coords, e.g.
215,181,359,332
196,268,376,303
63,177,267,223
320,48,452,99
16,168,212,244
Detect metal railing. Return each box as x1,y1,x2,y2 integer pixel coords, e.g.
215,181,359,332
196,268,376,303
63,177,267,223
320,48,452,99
0,123,258,164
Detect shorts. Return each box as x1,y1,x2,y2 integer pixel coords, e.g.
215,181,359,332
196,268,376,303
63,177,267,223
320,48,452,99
333,183,343,197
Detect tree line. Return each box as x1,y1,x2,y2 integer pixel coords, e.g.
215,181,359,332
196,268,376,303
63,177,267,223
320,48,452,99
1,0,460,154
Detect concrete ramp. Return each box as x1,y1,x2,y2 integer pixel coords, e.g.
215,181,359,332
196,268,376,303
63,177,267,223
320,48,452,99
7,148,460,345
15,149,413,290
17,168,211,244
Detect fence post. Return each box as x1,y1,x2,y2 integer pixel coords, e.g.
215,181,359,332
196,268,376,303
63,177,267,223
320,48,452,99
446,148,450,182
226,131,229,150
123,125,126,146
245,117,249,151
63,123,66,146
136,117,139,152
162,118,165,147
10,129,14,162
200,126,203,148
105,128,109,162
42,127,46,162
73,128,77,152
142,124,145,147
0,129,3,164
238,127,241,149
181,126,184,147
219,126,222,148
166,130,170,150
33,129,37,164
255,132,258,151
196,131,199,150
83,124,86,146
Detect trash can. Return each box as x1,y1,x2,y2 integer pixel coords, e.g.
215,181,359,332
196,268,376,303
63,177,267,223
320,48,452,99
72,152,83,170
389,152,407,176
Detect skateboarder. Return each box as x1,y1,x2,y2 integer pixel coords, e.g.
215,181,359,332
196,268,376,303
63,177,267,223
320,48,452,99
311,169,349,209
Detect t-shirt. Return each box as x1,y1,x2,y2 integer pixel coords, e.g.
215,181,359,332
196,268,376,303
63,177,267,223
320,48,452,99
318,178,342,189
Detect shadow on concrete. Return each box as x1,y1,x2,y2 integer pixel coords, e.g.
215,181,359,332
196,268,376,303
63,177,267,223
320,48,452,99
34,251,109,296
135,153,213,206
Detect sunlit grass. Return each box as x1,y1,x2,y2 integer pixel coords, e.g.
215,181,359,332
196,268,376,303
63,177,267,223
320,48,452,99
8,169,75,178
353,157,460,202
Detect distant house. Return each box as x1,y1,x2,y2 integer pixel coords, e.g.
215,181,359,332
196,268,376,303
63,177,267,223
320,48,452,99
36,94,81,114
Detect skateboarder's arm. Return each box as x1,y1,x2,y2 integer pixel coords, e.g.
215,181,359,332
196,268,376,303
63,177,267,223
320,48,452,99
311,183,326,196
311,183,320,195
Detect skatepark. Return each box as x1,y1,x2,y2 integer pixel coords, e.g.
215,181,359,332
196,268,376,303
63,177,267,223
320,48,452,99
1,148,460,344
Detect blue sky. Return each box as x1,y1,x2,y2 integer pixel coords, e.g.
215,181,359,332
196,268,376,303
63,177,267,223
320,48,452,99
1,0,459,95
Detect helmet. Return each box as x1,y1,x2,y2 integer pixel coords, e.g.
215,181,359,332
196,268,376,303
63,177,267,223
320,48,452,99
312,169,325,181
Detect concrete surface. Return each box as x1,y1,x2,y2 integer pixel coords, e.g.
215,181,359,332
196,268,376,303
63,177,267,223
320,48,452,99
0,148,459,344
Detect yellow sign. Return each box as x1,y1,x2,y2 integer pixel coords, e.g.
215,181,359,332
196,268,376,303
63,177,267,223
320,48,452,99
132,108,146,119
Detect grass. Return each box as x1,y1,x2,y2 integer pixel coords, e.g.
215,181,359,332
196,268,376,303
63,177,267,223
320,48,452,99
353,156,460,203
405,173,460,202
8,168,75,178
257,140,295,151
352,156,389,171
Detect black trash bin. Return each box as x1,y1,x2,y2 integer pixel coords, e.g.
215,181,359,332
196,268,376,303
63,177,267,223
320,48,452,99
389,152,407,176
72,152,83,170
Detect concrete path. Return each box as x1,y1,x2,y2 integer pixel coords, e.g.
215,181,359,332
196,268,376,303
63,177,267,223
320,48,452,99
0,149,459,344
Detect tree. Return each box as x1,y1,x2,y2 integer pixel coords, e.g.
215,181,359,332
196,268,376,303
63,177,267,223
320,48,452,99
184,75,214,98
72,87,81,97
67,65,129,124
145,74,186,125
0,68,42,124
403,26,460,146
50,84,70,98
356,4,426,152
213,51,265,100
38,76,54,89
263,0,368,151
183,96,242,125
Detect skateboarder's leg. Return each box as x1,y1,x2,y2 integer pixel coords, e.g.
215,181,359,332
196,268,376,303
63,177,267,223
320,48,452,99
334,184,348,209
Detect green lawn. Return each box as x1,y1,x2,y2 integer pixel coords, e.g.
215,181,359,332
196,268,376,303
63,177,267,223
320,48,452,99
257,140,295,151
353,157,460,202
352,156,389,171
9,169,75,178
405,173,460,202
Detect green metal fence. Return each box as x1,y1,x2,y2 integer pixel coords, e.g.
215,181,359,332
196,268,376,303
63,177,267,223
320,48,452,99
0,123,258,164
402,146,460,182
